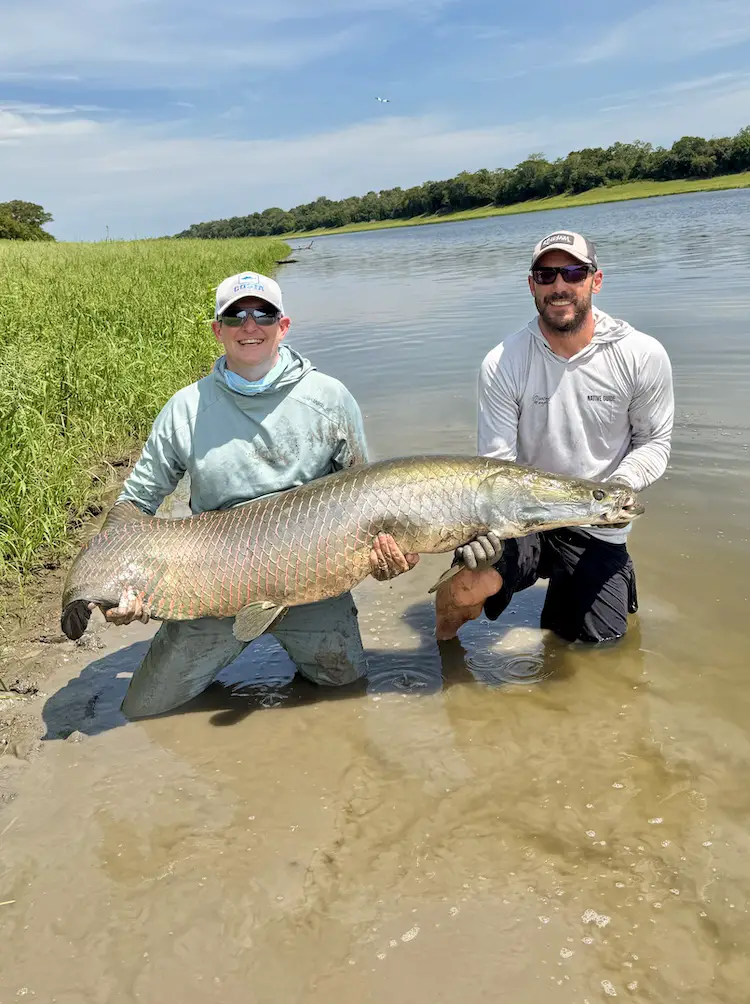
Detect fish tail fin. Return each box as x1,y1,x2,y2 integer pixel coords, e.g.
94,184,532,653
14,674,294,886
61,599,92,641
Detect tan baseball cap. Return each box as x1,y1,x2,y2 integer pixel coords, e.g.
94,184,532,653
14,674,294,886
531,230,598,268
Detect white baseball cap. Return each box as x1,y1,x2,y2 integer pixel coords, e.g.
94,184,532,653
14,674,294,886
531,230,598,268
215,271,284,318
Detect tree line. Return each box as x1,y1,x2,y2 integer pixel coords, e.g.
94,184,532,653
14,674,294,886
174,127,750,239
0,201,54,241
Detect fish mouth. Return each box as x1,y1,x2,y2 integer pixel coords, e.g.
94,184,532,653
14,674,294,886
606,496,645,524
620,492,645,517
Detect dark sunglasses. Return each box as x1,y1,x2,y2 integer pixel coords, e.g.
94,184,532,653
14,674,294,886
530,264,594,285
220,307,280,327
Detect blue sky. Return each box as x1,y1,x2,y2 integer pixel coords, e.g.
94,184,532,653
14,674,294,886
1,0,750,240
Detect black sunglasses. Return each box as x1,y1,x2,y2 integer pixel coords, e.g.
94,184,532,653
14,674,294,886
530,264,594,285
220,307,280,327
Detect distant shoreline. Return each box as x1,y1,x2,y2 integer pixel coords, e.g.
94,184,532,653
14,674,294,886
282,173,750,239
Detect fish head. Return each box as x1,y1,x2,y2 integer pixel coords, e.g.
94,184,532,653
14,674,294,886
485,467,644,535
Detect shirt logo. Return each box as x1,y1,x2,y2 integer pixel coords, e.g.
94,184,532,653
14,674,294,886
587,394,616,402
533,395,550,405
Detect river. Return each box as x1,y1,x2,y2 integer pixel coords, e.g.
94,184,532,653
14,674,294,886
1,190,749,1003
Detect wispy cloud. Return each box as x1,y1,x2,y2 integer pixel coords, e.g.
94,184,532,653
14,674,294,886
0,0,455,85
432,21,508,40
582,71,750,124
0,107,98,144
0,101,106,116
662,71,750,94
575,0,750,64
469,0,750,83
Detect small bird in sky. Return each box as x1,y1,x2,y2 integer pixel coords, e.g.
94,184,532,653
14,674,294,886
375,96,390,103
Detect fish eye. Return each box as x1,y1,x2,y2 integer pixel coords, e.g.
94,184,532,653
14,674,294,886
592,489,606,501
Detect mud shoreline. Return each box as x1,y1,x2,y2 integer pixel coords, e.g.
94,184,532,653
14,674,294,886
0,467,191,807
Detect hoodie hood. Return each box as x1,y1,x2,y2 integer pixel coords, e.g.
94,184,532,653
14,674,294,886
530,306,634,362
212,345,315,398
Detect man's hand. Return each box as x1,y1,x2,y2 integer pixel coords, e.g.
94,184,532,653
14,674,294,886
369,533,420,581
454,532,504,571
88,587,150,627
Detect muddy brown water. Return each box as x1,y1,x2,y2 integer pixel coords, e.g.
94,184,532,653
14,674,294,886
2,190,750,1003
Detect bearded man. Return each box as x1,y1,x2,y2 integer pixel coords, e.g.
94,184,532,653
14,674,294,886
436,230,674,645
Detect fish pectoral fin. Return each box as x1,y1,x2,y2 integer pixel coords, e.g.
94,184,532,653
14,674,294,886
427,564,463,595
233,602,288,642
427,535,506,594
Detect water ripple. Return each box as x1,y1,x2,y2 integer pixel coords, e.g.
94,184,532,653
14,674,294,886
466,647,553,686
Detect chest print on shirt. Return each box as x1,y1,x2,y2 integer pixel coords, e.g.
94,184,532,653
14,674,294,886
587,393,617,403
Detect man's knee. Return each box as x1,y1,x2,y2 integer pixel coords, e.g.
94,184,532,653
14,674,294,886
121,616,243,718
435,566,503,641
295,647,366,687
271,593,367,687
542,567,634,644
564,619,628,645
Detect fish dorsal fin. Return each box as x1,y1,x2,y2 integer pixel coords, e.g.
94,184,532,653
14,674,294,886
102,502,154,529
78,501,151,545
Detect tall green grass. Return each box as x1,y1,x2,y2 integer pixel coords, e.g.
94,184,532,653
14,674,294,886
0,237,288,578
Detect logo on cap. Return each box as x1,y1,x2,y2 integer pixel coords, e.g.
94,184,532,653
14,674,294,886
540,233,575,249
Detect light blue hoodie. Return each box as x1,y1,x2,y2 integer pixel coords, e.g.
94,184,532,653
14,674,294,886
118,346,368,515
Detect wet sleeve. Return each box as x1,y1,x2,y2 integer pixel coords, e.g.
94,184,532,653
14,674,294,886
477,349,519,460
332,390,369,470
611,341,674,492
116,399,188,515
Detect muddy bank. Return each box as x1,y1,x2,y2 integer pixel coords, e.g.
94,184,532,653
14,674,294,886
0,473,191,805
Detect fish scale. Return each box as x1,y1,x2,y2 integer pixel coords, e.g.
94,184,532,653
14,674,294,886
60,454,642,640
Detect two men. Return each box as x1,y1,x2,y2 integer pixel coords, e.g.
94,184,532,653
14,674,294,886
436,230,674,644
99,227,673,716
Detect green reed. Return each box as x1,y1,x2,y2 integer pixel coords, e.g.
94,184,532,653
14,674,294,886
0,237,288,578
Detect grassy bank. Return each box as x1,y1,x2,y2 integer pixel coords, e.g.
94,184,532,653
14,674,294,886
285,173,750,238
0,237,288,578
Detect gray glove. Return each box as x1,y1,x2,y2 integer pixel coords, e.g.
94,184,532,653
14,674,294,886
455,532,504,571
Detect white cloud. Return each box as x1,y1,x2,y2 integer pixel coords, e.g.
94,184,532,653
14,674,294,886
0,107,98,143
2,69,748,240
575,0,750,64
470,0,750,83
0,101,106,116
582,71,750,133
0,0,452,84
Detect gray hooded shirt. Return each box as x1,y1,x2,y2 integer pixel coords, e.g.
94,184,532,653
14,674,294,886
478,307,674,543
118,346,368,515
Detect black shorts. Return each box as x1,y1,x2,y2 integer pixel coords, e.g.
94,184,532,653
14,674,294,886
484,527,638,644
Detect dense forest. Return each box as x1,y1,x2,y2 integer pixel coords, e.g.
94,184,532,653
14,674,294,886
174,127,750,239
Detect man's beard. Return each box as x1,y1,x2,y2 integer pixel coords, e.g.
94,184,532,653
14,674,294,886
536,290,592,334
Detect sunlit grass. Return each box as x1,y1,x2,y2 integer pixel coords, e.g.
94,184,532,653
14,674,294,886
0,236,288,578
284,172,750,237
